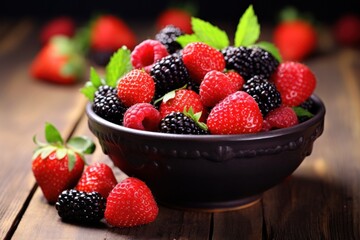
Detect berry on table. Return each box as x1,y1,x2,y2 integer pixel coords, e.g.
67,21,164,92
55,189,106,224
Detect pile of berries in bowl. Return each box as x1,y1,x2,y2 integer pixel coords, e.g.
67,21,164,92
84,5,325,211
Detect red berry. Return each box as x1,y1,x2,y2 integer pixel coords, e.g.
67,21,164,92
123,103,162,131
131,39,169,73
104,177,159,227
159,89,206,121
40,16,75,45
333,14,360,47
264,106,298,130
182,42,225,83
117,69,155,107
90,15,137,51
156,8,193,34
225,70,245,90
75,162,117,198
199,70,238,107
207,91,263,134
271,61,316,107
273,20,317,61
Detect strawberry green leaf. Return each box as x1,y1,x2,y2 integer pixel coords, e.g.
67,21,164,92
56,148,67,159
183,107,208,131
190,17,229,49
66,150,77,171
176,34,201,48
293,106,314,118
45,122,64,145
40,146,57,159
67,136,96,154
253,41,282,62
234,5,260,47
105,46,132,87
162,90,176,104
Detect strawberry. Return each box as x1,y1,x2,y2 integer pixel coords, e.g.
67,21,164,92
199,70,238,107
90,14,137,52
39,16,76,45
75,162,117,198
333,14,360,47
32,123,95,203
131,39,169,73
182,42,225,83
271,61,316,107
30,36,86,84
225,70,245,90
207,91,263,134
117,69,155,107
273,19,317,61
104,177,158,227
123,103,162,131
156,8,193,34
263,106,298,131
158,88,206,121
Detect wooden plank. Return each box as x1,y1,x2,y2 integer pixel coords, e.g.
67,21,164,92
260,50,360,239
0,27,90,239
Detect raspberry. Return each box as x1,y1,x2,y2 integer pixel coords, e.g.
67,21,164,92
123,103,162,131
131,39,169,73
93,85,127,124
155,25,184,54
221,46,279,80
207,91,263,134
242,75,282,116
199,70,238,107
150,54,190,100
271,61,316,107
159,111,208,135
117,69,155,107
264,106,298,130
182,42,225,83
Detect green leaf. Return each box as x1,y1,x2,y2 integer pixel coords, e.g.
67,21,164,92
183,107,208,131
80,81,98,101
56,148,67,159
253,41,282,62
45,122,64,145
176,34,201,48
90,67,103,87
66,150,77,171
40,146,57,159
234,5,260,47
293,107,314,118
191,17,229,49
67,136,96,154
105,46,132,87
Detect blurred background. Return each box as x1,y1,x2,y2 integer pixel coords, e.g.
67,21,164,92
1,0,359,24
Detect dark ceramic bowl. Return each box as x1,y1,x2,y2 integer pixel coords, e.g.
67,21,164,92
86,94,325,211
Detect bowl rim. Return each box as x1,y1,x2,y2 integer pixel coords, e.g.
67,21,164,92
86,94,326,141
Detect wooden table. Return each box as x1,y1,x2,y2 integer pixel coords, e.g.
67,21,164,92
1,19,360,240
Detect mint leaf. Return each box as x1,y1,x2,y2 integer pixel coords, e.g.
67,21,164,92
191,17,229,49
80,81,97,101
234,5,260,47
67,136,96,154
45,122,63,145
176,34,201,48
105,46,132,87
293,107,314,118
90,67,103,87
254,41,282,62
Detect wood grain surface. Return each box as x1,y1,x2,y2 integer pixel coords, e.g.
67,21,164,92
1,20,360,240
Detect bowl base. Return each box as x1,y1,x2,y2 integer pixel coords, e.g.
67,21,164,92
157,195,261,212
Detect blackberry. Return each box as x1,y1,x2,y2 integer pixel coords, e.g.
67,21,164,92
297,98,316,123
159,112,208,135
242,75,282,116
93,85,127,124
55,189,106,224
221,46,279,80
150,54,191,99
155,25,184,54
